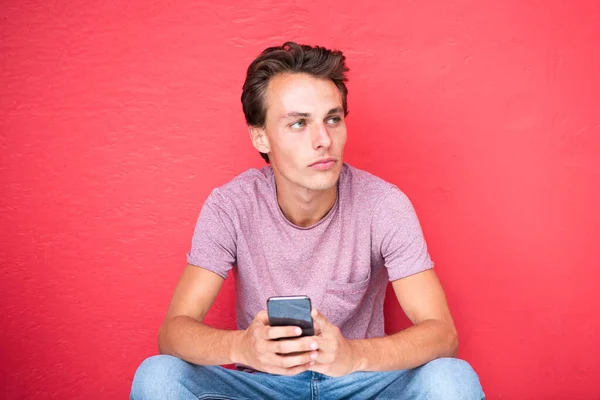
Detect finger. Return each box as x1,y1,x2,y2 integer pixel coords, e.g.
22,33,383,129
265,361,314,376
265,326,303,340
311,309,334,334
312,350,335,365
311,336,337,356
312,319,323,336
271,351,319,369
268,337,319,354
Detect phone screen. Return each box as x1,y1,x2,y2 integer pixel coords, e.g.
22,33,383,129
267,295,314,337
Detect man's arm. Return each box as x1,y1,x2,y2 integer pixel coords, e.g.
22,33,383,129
158,264,239,365
309,269,458,376
158,264,318,374
351,268,458,371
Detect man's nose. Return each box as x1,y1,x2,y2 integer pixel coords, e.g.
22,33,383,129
313,123,332,149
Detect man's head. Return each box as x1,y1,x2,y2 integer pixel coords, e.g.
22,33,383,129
241,42,349,192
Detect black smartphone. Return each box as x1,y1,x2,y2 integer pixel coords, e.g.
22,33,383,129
267,295,315,338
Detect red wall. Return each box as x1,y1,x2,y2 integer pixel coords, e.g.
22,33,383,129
2,1,599,398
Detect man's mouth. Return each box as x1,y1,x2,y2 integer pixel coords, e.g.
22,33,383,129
308,157,337,170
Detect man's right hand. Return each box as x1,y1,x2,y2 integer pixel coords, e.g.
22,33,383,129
232,310,319,376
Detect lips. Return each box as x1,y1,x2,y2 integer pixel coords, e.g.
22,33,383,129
309,157,337,170
309,157,337,167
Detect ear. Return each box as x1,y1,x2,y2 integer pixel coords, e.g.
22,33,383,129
249,126,270,155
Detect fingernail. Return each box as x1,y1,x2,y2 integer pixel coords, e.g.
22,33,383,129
310,342,317,350
311,352,318,360
295,328,302,335
310,361,315,366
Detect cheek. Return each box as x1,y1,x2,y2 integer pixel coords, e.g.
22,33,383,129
271,134,305,165
276,136,302,157
334,128,347,146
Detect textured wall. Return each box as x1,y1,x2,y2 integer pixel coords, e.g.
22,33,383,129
1,1,599,398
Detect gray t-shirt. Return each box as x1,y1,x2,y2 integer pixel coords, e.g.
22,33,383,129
187,163,433,340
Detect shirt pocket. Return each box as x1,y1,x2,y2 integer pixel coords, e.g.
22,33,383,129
321,270,371,328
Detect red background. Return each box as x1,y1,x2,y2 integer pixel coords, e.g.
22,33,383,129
2,1,599,398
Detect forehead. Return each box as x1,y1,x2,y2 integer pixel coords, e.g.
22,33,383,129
264,73,342,116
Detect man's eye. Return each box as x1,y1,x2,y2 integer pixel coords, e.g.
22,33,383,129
291,120,306,129
326,116,341,125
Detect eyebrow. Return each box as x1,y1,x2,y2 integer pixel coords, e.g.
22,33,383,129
281,107,344,119
326,107,344,116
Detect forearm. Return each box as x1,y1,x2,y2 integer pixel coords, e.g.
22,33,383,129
158,315,244,366
351,318,458,372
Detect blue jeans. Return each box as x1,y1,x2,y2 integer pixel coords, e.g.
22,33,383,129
131,355,484,399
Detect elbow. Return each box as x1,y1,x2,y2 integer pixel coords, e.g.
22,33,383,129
157,320,171,355
447,324,459,357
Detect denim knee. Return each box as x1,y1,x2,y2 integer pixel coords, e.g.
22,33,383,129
414,357,484,400
130,354,190,400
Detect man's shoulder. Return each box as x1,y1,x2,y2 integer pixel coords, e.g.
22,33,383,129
341,163,399,201
218,166,272,191
207,166,273,207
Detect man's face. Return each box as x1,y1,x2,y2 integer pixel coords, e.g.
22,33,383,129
253,73,347,192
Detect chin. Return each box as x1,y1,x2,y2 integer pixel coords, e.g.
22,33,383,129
305,181,336,191
304,171,341,191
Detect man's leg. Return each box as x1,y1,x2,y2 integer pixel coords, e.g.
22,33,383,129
130,354,312,400
321,357,484,400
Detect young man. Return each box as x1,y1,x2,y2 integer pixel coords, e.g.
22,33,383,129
131,42,484,399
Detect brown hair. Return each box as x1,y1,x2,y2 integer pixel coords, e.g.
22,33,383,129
241,42,350,163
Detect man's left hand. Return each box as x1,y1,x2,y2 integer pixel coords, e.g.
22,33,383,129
308,309,362,377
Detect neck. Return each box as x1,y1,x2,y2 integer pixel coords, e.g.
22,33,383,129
273,175,338,228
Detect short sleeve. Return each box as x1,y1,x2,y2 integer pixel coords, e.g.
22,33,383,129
186,189,237,279
371,187,434,281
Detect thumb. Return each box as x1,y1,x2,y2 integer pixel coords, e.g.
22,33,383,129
254,309,269,325
311,309,333,333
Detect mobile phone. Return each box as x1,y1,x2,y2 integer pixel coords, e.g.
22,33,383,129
267,295,314,338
